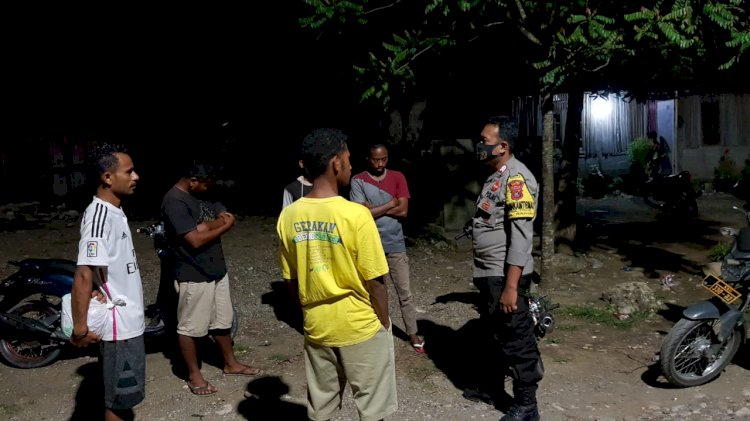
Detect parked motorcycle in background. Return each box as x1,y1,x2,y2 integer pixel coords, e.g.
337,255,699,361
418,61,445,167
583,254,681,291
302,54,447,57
0,222,169,369
659,206,750,387
642,170,701,219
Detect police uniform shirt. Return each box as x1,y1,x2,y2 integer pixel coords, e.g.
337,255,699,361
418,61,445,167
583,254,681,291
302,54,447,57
472,156,538,278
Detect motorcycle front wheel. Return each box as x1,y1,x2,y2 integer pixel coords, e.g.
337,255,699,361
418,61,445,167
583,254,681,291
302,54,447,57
660,318,742,387
0,301,62,369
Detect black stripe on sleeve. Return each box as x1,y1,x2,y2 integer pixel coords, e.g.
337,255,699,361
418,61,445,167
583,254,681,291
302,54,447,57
92,203,108,238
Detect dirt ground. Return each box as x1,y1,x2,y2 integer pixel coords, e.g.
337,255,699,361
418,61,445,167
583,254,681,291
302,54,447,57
1,192,749,421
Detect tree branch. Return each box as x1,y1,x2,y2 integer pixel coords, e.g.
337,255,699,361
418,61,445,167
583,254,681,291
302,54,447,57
518,24,543,45
584,58,611,72
396,42,436,73
484,21,506,28
364,0,402,15
514,0,527,21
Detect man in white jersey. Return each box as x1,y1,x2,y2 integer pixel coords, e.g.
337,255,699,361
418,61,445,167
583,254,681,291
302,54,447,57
70,143,145,421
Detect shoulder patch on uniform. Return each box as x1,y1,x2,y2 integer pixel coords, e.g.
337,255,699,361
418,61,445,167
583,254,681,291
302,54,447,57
506,174,535,219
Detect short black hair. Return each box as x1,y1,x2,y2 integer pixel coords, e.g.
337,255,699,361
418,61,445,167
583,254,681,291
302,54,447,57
300,128,349,179
88,142,127,179
487,116,518,148
368,143,388,156
180,162,214,181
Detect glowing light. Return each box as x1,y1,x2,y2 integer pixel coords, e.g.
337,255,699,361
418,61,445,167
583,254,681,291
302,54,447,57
591,96,611,119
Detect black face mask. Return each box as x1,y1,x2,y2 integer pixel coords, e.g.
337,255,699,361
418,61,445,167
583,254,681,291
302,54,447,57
476,142,498,162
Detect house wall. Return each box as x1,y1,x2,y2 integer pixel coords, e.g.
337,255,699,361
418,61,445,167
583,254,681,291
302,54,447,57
681,146,750,181
555,93,750,182
677,94,750,180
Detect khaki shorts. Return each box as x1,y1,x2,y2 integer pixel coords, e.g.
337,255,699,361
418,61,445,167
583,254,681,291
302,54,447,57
174,274,233,337
304,324,398,421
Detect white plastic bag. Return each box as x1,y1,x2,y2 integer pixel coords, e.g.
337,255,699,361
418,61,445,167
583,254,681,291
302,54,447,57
61,294,73,337
87,298,109,337
61,293,109,338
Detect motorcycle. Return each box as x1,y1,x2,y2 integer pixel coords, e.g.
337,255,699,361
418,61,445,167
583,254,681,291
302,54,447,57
642,170,701,219
659,205,750,387
455,224,558,338
0,222,169,369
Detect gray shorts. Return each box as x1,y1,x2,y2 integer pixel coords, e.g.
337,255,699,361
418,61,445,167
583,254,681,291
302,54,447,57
100,335,145,410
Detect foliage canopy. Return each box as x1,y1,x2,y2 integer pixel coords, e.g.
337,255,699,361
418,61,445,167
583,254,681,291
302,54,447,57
300,0,749,107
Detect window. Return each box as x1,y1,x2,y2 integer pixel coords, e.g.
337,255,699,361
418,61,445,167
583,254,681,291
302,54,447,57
701,97,720,146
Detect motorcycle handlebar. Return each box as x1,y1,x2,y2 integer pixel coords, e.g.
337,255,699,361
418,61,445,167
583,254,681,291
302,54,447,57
136,222,165,237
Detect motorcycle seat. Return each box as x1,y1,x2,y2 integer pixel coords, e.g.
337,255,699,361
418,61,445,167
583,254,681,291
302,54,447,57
12,258,77,274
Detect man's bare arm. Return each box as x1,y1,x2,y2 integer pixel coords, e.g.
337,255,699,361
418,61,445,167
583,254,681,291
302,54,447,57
70,265,102,347
384,197,408,218
361,198,398,219
366,276,390,329
184,212,236,249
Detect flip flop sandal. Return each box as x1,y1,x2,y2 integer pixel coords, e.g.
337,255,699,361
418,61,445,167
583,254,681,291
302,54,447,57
223,367,265,377
412,341,426,354
187,382,218,396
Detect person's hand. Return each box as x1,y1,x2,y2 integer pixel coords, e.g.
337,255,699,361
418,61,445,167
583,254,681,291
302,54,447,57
221,212,236,226
499,286,518,313
69,327,101,348
91,289,106,304
389,198,399,209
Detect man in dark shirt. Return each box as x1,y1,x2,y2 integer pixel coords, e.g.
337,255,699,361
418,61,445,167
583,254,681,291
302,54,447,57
161,163,263,396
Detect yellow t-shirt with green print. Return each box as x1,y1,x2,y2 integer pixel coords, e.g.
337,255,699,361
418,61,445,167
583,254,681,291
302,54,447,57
277,196,389,347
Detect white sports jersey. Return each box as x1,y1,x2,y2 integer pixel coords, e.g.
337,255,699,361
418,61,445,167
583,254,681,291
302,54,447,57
77,196,144,341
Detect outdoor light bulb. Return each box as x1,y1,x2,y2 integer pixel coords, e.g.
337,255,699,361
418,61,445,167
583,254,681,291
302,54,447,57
591,97,611,119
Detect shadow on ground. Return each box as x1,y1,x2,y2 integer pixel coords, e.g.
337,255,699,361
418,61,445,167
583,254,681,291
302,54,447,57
70,361,105,421
576,214,719,278
261,281,303,335
420,290,515,412
237,376,307,420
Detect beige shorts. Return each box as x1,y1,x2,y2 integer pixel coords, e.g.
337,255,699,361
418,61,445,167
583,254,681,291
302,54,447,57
304,324,397,421
174,274,233,337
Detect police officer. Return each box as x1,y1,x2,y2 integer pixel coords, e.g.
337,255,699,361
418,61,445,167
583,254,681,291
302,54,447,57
472,116,543,421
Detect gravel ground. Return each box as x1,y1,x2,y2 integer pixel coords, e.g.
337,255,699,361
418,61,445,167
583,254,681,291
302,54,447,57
1,194,750,420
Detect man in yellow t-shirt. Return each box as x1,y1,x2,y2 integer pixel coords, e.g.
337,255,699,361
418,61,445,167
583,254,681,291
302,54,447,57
277,128,397,421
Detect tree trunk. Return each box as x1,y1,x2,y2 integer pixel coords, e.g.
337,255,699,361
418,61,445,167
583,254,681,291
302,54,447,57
555,90,583,255
540,95,556,284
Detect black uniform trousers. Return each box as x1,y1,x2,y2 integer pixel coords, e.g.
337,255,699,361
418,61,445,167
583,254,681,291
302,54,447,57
473,275,543,405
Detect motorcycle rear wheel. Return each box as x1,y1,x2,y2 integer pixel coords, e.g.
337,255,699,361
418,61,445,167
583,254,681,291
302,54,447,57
0,301,62,369
660,318,742,387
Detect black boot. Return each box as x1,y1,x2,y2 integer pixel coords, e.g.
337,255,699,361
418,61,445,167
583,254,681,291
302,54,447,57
499,403,540,421
501,382,540,421
462,387,494,405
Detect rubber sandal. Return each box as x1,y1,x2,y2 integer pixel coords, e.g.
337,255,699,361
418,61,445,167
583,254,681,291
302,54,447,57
412,341,425,354
223,366,264,377
187,382,218,397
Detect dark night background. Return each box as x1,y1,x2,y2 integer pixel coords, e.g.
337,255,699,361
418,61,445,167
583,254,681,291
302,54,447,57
2,4,524,223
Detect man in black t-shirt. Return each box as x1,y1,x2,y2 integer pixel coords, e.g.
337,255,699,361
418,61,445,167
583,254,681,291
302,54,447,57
161,163,263,396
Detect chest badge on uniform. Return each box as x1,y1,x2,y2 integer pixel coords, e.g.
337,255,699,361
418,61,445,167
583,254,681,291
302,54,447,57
491,180,501,192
